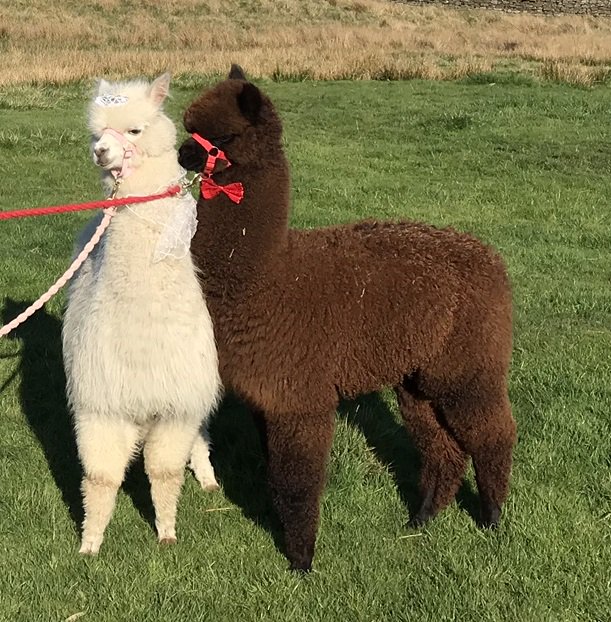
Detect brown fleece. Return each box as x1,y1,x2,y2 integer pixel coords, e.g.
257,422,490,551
179,68,516,572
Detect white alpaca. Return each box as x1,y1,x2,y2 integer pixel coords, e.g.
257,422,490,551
62,74,222,555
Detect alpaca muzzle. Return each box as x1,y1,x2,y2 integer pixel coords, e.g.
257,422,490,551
97,128,140,180
178,140,205,172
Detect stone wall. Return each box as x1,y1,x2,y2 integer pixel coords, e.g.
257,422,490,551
393,0,611,17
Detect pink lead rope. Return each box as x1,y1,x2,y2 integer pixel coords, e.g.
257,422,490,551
0,209,116,338
0,181,183,339
0,129,237,339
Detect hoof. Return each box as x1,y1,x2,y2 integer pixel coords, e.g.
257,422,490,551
408,515,430,529
201,481,220,493
191,468,220,492
79,538,102,555
479,495,501,528
287,546,314,574
481,520,499,530
479,512,501,529
408,504,434,529
159,537,177,546
289,560,312,574
410,490,435,529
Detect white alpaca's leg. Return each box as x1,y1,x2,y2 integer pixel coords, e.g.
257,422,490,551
189,426,219,492
143,420,200,544
76,416,141,555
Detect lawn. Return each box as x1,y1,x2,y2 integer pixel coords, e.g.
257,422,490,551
0,77,609,621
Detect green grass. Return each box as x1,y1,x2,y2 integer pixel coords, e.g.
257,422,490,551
0,79,610,622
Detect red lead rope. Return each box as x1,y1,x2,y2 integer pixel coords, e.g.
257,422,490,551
0,185,182,221
0,182,185,338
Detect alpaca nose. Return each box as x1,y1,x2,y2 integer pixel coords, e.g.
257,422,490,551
178,141,204,172
94,145,109,157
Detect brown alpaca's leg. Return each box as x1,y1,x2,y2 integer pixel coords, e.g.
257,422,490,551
442,390,516,527
251,409,269,458
396,385,468,527
265,411,335,572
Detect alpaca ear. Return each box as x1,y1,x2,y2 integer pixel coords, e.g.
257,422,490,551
237,82,262,125
96,78,111,95
148,72,171,107
229,64,247,80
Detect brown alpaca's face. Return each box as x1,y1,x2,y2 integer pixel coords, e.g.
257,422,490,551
178,71,280,173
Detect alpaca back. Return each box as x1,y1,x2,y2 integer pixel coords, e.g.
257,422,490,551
179,75,511,412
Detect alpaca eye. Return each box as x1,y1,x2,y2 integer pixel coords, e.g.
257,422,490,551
128,128,142,136
210,134,237,147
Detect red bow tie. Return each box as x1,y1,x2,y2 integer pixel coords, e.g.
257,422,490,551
201,177,244,204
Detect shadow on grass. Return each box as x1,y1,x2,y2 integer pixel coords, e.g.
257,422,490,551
1,299,83,530
1,297,480,551
210,390,480,559
338,392,421,520
338,392,480,526
0,298,162,537
125,398,282,541
207,396,285,555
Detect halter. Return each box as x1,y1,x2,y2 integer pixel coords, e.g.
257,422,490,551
191,133,244,204
101,127,140,180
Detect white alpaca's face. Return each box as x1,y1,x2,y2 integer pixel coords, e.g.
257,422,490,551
88,73,176,174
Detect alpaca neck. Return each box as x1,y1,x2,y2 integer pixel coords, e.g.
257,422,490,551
192,154,291,299
102,150,183,198
100,150,188,259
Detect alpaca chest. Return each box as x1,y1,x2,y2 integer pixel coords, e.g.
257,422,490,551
63,219,220,420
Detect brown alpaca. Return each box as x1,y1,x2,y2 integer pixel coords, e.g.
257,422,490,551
179,66,516,572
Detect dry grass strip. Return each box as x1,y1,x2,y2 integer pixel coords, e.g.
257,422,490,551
1,0,610,86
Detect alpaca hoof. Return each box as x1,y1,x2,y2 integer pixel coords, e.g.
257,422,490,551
409,490,435,529
408,516,431,529
479,495,501,528
289,559,312,574
157,524,177,544
481,520,499,530
408,515,429,529
479,509,501,529
196,471,220,492
79,547,99,556
189,460,219,492
287,545,314,574
79,537,102,555
408,506,434,529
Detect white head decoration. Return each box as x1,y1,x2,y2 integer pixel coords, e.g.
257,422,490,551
94,94,129,107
